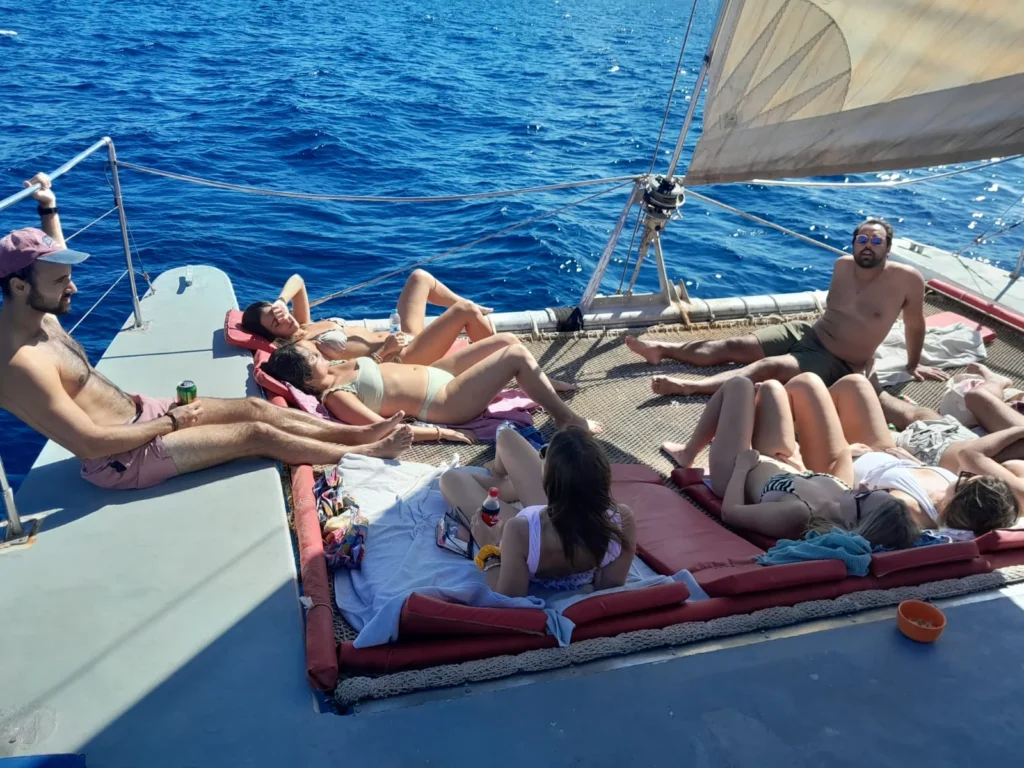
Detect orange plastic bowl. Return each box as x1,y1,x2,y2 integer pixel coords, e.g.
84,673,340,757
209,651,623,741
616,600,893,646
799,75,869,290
897,600,947,643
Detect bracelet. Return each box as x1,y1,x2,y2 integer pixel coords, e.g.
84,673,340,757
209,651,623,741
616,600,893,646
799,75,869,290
168,412,179,431
435,426,441,441
275,296,286,304
474,544,501,570
482,556,501,572
37,206,59,216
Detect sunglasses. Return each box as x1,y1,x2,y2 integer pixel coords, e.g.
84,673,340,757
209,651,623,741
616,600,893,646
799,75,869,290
855,235,885,245
956,470,977,490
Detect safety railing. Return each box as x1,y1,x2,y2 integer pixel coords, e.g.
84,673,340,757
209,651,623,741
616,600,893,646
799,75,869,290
0,136,144,540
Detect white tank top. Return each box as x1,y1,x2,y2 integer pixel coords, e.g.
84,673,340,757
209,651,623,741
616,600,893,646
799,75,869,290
853,451,956,523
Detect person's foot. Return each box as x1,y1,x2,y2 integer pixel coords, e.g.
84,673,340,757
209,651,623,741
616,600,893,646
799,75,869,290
966,362,1014,392
651,375,697,397
361,411,405,442
361,424,413,459
549,378,578,393
624,335,668,365
660,441,697,468
560,416,603,434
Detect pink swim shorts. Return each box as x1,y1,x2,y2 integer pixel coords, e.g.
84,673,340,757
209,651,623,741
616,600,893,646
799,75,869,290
80,394,180,490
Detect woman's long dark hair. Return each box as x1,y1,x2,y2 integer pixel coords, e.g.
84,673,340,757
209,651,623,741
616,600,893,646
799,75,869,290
241,301,276,341
542,427,621,566
264,343,316,393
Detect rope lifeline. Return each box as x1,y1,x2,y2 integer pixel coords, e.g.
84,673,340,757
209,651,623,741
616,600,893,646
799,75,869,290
65,206,118,242
308,181,634,308
115,161,638,203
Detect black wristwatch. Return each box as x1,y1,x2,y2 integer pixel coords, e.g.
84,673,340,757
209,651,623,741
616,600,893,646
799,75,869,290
37,206,59,216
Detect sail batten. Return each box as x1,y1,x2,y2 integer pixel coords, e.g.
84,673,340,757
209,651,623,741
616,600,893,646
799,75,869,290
685,0,1024,186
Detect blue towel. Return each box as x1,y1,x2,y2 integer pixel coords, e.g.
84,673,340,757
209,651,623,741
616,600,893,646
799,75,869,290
514,424,546,451
873,529,952,553
757,527,873,576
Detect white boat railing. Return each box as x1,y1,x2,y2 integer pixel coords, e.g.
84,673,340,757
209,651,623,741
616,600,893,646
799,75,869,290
0,136,145,539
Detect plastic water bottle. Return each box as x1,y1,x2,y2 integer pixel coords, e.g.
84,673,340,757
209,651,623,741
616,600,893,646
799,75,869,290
389,309,401,335
480,487,501,527
495,420,516,439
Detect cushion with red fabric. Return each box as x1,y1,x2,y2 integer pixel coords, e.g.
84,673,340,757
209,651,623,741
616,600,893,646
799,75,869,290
675,475,779,551
925,311,996,343
612,480,763,576
252,348,293,401
697,559,847,597
561,581,689,626
225,309,275,353
611,464,664,485
974,528,1024,554
869,540,980,577
400,593,549,638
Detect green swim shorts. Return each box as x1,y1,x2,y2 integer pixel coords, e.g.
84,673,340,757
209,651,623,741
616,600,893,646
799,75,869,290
752,321,854,386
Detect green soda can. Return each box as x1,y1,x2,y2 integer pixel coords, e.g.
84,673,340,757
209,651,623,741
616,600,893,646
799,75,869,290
176,380,198,404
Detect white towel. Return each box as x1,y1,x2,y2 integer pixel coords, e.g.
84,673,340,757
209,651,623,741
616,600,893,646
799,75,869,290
873,320,986,387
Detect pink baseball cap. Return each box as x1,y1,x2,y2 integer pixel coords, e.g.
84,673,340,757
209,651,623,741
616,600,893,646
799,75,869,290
0,228,90,280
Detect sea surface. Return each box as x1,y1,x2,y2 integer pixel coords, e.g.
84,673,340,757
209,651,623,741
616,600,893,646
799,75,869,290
1,0,1023,489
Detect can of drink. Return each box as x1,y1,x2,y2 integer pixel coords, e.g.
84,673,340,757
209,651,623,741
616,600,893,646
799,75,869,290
176,380,198,404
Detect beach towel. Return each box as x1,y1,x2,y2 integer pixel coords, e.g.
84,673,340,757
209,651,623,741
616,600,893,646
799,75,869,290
331,455,685,648
757,527,873,576
873,320,986,387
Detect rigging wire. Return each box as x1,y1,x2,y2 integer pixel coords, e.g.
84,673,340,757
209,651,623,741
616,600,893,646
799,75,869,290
65,206,118,242
68,269,129,335
115,161,637,204
308,181,634,308
646,0,701,176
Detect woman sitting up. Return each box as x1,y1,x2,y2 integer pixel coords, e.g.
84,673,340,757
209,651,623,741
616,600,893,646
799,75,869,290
440,426,636,597
663,373,918,547
263,339,599,444
829,373,1021,536
241,269,514,366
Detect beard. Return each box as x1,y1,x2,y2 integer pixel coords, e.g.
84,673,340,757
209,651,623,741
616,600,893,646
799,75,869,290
854,249,885,269
27,287,72,315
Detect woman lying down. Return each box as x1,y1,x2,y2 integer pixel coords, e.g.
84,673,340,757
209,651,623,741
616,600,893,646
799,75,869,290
440,427,637,597
264,338,600,444
663,373,920,549
241,269,514,367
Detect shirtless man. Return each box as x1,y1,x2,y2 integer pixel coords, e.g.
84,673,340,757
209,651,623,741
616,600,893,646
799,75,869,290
0,173,413,492
625,219,949,396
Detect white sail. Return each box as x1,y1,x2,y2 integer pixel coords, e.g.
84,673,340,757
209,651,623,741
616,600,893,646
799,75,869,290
684,0,1024,186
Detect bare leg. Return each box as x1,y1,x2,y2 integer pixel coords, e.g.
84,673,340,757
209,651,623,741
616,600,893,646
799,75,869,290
651,354,802,397
876,393,937,430
706,377,757,497
751,381,804,469
832,376,901,448
427,345,599,432
439,469,521,525
397,269,491,335
398,300,497,365
422,333,520,375
785,373,853,485
625,334,764,366
164,422,413,474
195,397,403,445
966,362,1015,397
964,387,1024,432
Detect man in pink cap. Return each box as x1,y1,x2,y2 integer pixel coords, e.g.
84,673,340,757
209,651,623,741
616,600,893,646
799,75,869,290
0,174,413,491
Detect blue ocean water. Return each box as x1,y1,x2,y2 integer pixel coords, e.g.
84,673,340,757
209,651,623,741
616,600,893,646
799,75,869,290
1,0,1022,490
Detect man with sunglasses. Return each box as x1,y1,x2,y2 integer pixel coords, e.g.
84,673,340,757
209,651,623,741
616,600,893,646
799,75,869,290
626,218,949,396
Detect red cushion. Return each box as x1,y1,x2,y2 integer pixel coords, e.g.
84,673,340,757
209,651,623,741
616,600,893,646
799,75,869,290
400,593,549,637
612,481,763,576
671,467,705,488
869,540,980,577
926,311,996,343
679,480,779,551
611,464,664,485
562,581,689,626
975,528,1024,553
224,309,275,353
697,560,848,597
251,348,293,400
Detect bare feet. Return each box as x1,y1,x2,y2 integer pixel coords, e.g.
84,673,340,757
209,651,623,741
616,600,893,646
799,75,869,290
661,441,696,468
549,378,579,393
625,335,669,365
966,362,1014,393
561,416,603,434
651,375,697,397
360,424,413,459
362,411,405,442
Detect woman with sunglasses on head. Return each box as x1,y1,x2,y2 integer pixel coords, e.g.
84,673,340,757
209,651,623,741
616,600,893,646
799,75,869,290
439,426,636,598
829,373,1021,536
663,373,917,547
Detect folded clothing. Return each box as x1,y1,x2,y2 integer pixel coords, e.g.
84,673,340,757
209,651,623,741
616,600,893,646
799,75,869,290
757,527,873,576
